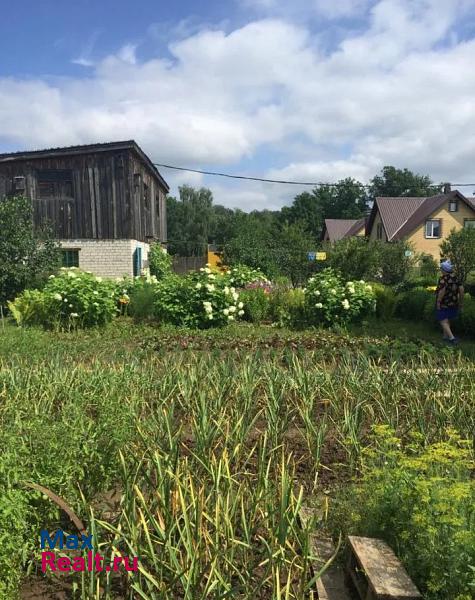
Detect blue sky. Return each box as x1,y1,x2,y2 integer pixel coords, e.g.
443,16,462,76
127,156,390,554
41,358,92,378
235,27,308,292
1,0,475,209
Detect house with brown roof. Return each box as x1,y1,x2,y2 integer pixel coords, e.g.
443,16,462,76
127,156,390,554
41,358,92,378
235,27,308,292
366,190,475,259
321,218,366,242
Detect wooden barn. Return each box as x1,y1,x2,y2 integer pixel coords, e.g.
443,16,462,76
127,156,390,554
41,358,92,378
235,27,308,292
0,140,169,277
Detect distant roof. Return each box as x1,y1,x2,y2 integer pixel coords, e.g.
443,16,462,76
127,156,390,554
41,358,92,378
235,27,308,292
0,140,169,191
323,218,365,242
368,191,475,240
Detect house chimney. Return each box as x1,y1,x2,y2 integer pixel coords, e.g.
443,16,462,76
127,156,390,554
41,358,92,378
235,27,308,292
443,183,451,194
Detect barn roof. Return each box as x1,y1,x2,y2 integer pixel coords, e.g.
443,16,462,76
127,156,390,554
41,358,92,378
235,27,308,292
0,140,169,191
323,218,365,242
367,191,475,241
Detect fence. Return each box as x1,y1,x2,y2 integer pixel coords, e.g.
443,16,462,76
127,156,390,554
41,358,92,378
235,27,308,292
172,255,207,274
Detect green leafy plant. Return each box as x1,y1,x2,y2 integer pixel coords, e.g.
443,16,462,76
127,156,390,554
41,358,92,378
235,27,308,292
440,227,475,284
148,243,173,279
304,268,375,325
371,283,397,321
330,426,475,600
223,264,269,288
395,288,432,321
240,287,271,323
9,268,117,330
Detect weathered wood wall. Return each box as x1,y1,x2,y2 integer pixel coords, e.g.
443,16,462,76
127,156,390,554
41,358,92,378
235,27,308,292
0,149,167,242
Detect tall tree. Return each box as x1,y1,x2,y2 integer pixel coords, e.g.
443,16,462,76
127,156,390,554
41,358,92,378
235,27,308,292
166,185,214,255
368,166,439,201
280,178,367,238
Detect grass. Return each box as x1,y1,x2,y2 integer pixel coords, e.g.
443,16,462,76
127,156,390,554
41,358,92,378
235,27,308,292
0,318,473,599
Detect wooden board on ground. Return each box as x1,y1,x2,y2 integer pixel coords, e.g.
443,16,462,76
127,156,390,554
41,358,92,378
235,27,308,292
299,506,352,600
347,536,422,600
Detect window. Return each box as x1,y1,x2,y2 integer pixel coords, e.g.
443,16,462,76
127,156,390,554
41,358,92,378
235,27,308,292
464,219,475,229
449,199,458,212
376,222,383,240
61,250,79,268
425,219,441,239
37,169,73,198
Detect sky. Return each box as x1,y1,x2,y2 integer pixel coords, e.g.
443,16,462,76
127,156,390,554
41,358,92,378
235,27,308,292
1,0,475,210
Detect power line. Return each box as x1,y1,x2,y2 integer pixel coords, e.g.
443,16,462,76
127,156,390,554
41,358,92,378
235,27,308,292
153,161,475,189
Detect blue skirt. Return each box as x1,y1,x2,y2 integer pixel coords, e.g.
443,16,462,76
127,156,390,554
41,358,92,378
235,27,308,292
436,307,458,321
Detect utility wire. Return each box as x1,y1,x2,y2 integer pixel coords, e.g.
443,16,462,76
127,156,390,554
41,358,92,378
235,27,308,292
153,161,475,189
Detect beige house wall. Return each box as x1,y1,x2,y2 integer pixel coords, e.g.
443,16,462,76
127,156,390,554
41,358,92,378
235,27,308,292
368,211,388,241
406,201,475,259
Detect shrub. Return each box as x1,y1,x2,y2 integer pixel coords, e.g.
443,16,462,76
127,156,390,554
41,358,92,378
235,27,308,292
154,267,244,328
331,426,475,600
223,264,269,288
460,295,475,336
371,283,397,321
268,288,306,327
395,288,432,321
418,253,440,279
240,288,270,323
440,227,475,284
325,237,378,281
129,283,157,321
304,269,375,326
9,269,116,330
149,244,173,279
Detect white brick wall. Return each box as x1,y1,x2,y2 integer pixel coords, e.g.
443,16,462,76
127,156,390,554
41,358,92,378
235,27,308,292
58,239,150,278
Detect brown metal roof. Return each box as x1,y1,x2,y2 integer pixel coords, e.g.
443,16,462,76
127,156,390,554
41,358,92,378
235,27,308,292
369,191,475,241
324,218,365,242
0,140,169,191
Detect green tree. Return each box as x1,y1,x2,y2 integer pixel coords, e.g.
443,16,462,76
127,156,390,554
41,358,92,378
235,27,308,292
369,166,439,201
0,195,60,307
167,186,214,256
281,178,367,238
440,227,475,284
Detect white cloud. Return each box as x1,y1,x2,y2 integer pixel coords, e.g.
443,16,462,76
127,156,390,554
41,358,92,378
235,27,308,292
1,0,475,210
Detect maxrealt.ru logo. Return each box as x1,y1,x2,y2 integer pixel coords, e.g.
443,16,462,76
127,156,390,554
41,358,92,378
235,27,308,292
40,530,138,573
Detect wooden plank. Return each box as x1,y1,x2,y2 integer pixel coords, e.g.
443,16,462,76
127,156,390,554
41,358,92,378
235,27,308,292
347,536,422,599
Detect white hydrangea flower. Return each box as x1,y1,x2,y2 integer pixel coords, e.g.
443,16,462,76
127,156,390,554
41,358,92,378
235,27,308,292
71,313,79,318
93,302,99,307
316,303,323,308
115,277,122,282
314,290,320,296
208,273,216,280
203,301,212,308
54,293,62,301
63,298,68,303
48,274,55,279
96,277,102,282
230,287,236,294
199,267,205,272
204,305,213,314
229,306,236,313
366,285,372,291
359,280,365,284
224,286,230,294
196,283,202,290
238,301,244,309
69,304,73,308
204,267,211,274
228,315,234,321
206,284,215,292
232,292,239,301
208,314,214,320
223,308,229,316
238,310,244,316
330,288,337,294
93,291,99,295
67,271,77,278
342,299,350,310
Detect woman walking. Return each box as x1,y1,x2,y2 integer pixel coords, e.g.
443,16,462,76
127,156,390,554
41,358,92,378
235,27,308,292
435,260,464,345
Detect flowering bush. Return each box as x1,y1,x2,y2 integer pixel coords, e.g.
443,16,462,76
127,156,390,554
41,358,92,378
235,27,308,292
304,268,375,325
224,264,269,288
9,268,116,329
153,266,245,328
